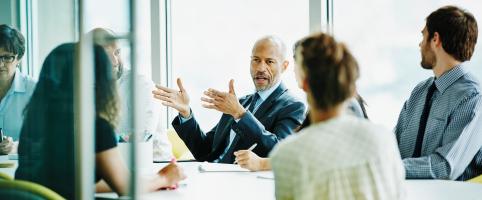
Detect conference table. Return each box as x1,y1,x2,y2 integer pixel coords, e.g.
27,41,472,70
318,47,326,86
2,155,482,200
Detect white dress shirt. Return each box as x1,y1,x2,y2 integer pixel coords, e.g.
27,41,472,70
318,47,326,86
270,114,405,200
118,70,173,160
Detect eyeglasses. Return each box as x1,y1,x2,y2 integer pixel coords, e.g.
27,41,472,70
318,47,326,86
0,55,16,63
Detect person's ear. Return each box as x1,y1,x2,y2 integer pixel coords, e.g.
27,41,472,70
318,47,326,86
281,60,289,72
432,32,442,48
301,78,310,92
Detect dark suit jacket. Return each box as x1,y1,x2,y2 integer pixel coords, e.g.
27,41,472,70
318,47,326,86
172,83,306,163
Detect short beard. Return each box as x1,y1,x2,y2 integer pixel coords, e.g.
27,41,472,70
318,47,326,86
420,48,435,70
253,78,278,91
114,63,124,80
420,59,433,69
255,84,269,91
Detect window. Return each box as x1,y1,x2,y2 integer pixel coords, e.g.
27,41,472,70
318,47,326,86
333,0,482,128
171,0,309,130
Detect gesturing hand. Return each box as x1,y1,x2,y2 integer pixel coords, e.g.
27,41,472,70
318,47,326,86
201,79,246,119
152,78,191,118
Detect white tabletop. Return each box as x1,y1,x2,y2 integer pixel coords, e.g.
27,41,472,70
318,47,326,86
114,162,482,200
3,156,482,200
140,162,275,200
121,162,482,200
405,179,482,200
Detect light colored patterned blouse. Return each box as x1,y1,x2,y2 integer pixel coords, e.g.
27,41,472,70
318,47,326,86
270,114,405,200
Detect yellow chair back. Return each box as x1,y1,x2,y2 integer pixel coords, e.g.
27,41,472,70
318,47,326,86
167,128,194,160
467,174,482,184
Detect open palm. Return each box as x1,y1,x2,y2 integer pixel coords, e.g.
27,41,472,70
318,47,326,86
153,78,191,117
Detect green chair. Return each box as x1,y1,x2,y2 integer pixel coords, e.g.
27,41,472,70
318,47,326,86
0,172,13,180
0,179,65,200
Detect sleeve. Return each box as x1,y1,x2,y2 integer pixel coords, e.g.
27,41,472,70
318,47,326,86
153,129,173,161
403,94,482,179
138,77,161,134
232,100,306,156
96,118,118,153
178,111,193,123
171,114,218,161
139,77,174,160
394,101,409,142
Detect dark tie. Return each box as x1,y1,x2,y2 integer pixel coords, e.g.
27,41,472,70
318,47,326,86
248,93,260,112
413,81,437,157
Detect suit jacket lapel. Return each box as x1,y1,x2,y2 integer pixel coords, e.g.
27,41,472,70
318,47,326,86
253,83,288,120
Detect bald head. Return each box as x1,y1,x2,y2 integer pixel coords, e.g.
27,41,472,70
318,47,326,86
250,36,289,91
87,28,123,79
88,28,117,46
252,36,288,61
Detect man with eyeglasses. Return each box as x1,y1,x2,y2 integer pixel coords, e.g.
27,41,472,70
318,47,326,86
0,24,36,155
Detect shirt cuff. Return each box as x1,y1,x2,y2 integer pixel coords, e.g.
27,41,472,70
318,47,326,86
178,110,193,124
234,109,250,123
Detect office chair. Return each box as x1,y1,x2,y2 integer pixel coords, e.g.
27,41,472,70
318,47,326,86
467,174,482,184
0,171,13,180
167,128,194,160
0,179,65,200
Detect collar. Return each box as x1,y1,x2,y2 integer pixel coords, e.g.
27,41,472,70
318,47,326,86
12,68,27,93
255,81,281,102
433,63,467,93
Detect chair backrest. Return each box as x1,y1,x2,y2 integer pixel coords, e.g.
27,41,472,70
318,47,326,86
166,128,192,159
467,174,482,184
0,179,65,200
0,172,13,180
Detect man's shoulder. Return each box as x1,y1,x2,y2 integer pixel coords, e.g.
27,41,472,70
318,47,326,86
119,70,155,86
16,71,37,94
412,77,434,93
451,72,481,95
276,90,304,106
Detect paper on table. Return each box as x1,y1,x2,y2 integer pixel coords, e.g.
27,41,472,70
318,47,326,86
198,162,250,173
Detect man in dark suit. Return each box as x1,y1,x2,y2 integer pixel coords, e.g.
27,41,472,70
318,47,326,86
153,36,306,163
